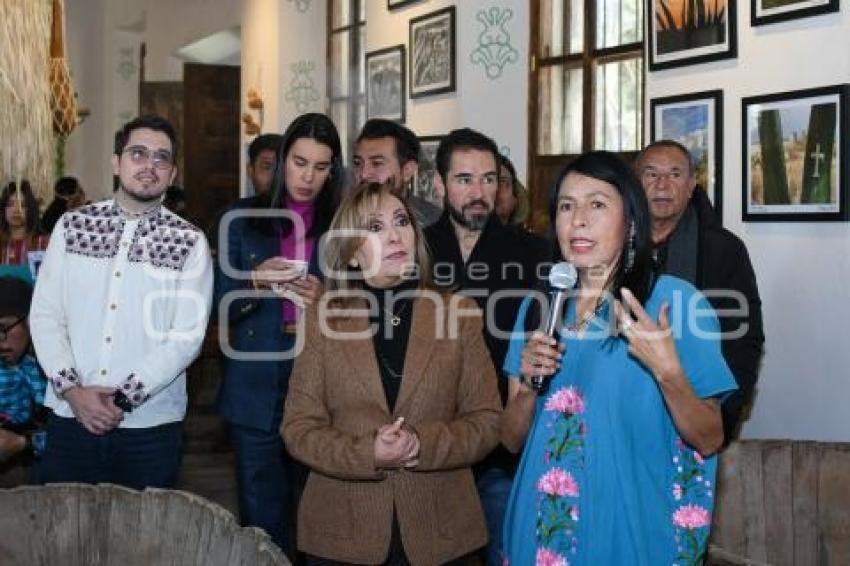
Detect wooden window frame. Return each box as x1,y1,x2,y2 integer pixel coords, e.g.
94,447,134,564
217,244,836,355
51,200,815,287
527,0,644,232
327,0,366,159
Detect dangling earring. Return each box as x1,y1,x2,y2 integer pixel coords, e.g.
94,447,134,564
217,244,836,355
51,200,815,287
625,220,636,273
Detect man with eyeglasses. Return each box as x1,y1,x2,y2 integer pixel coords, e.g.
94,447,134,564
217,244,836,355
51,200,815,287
424,128,547,565
0,276,47,462
29,115,213,490
636,140,764,445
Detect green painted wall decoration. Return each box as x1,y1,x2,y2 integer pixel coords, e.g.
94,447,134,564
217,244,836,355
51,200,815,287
285,60,320,113
470,7,518,80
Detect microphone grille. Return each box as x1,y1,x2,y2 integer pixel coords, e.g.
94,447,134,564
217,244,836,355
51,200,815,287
549,261,578,290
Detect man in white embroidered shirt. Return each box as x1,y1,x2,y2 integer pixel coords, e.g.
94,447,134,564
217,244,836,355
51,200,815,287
30,115,213,490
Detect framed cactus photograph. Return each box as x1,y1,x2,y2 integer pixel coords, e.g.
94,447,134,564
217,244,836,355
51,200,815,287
648,0,737,71
751,0,839,25
651,90,724,224
742,85,849,222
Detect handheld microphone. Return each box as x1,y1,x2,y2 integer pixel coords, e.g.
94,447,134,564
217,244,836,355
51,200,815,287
530,261,578,392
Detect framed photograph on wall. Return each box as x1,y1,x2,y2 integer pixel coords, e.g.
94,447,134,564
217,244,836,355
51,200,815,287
742,84,848,222
414,135,444,209
751,0,839,26
366,45,406,123
409,6,456,98
650,89,724,223
388,0,420,9
648,0,737,71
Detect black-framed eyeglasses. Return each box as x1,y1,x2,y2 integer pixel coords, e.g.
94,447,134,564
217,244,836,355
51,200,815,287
0,315,26,342
122,146,174,170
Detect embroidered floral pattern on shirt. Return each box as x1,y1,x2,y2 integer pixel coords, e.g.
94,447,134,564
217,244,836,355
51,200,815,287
536,386,585,559
118,373,149,407
128,210,200,271
671,436,714,565
50,367,81,396
63,202,201,271
63,203,124,259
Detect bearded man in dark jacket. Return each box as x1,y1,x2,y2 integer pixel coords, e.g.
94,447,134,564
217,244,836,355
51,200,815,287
637,140,764,444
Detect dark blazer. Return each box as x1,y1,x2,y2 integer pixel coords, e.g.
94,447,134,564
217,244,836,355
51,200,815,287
214,196,317,431
281,293,502,564
690,191,765,443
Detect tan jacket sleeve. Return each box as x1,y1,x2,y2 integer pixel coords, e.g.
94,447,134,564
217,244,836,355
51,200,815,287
412,298,502,472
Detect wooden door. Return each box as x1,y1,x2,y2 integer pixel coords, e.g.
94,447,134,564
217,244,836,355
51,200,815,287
140,81,185,184
183,63,240,236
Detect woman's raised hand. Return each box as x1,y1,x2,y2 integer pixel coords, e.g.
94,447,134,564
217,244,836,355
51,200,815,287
616,288,682,383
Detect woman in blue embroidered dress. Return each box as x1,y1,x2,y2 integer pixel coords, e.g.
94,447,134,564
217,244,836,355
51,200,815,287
500,151,737,566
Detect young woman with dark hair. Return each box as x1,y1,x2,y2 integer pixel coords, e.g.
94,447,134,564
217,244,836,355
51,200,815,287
0,181,48,267
214,112,344,556
500,151,737,565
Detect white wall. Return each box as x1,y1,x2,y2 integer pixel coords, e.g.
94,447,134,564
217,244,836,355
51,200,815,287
647,6,850,441
365,0,529,181
64,0,108,199
240,0,327,195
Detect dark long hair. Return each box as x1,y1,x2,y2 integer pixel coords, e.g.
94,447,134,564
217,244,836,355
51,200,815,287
253,113,343,238
548,151,655,305
1,181,40,237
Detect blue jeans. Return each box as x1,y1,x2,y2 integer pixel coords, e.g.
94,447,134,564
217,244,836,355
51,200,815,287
230,421,301,557
39,413,183,490
477,466,514,566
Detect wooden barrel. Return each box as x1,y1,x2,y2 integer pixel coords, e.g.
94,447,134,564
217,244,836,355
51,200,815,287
0,483,289,566
708,440,850,565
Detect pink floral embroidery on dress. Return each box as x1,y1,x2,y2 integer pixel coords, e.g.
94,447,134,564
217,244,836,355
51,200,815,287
672,504,711,529
544,386,585,415
537,468,579,498
535,547,569,566
671,437,715,565
535,386,585,558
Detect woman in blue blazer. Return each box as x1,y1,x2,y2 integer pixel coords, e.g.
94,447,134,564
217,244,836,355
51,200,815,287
214,113,344,555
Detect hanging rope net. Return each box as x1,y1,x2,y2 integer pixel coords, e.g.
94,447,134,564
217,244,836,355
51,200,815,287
49,0,77,137
0,0,53,203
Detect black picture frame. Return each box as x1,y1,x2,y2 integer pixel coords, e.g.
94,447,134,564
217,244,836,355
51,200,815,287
647,0,737,71
751,0,839,25
742,84,849,222
387,0,421,10
650,90,724,223
414,135,444,208
365,45,406,123
409,6,456,99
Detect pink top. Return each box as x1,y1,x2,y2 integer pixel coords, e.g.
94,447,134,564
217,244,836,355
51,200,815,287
280,199,316,323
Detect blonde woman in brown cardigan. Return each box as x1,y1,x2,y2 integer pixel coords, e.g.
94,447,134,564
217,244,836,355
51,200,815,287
281,183,502,565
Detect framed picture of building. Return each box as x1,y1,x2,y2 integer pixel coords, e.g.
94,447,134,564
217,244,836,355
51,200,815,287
366,45,406,123
409,7,456,98
648,0,737,71
742,84,848,221
651,89,724,222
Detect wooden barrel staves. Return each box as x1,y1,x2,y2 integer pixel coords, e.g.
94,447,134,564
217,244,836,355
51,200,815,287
0,484,289,566
708,440,850,566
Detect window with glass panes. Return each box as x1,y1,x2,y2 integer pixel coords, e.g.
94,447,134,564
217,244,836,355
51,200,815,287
328,0,366,163
528,0,643,232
